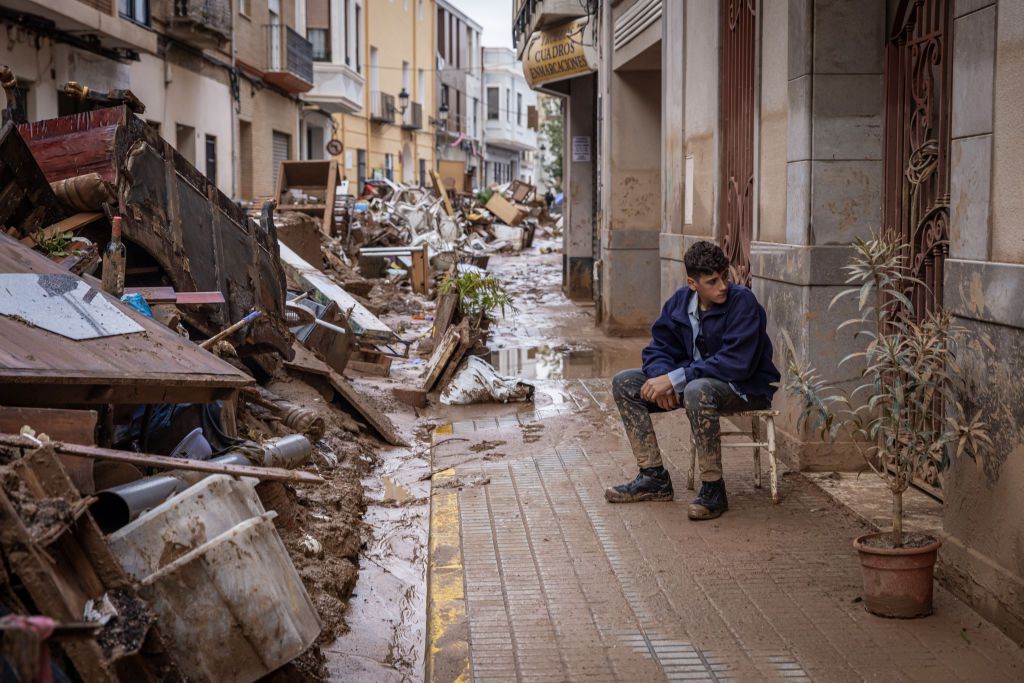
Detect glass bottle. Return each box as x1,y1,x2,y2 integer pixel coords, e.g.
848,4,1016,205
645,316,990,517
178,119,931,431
101,215,126,297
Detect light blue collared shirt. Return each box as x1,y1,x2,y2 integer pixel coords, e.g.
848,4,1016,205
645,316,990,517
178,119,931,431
666,294,745,400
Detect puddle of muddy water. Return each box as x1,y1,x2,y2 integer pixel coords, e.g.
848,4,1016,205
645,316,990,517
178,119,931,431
490,344,634,380
324,448,429,682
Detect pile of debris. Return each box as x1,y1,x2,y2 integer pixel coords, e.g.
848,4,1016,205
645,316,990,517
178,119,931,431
0,86,553,678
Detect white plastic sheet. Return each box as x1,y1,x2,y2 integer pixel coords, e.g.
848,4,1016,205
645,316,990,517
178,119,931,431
440,356,535,405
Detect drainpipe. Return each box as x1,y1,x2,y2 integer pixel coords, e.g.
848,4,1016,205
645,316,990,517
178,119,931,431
90,435,312,533
231,2,239,199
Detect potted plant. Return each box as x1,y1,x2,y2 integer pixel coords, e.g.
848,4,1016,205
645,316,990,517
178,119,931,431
783,232,990,618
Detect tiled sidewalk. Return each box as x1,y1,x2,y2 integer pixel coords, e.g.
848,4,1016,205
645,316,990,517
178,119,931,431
427,404,1024,682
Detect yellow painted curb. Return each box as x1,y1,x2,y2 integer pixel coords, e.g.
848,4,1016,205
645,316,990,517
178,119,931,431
425,425,471,682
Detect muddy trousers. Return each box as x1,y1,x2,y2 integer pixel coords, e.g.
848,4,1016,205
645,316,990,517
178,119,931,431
611,369,769,482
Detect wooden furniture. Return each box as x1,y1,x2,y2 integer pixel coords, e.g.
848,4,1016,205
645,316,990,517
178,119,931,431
274,160,339,236
357,244,430,294
686,409,781,504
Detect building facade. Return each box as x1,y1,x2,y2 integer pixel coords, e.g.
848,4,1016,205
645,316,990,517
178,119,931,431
0,0,313,200
520,0,1024,645
483,47,538,186
436,0,482,188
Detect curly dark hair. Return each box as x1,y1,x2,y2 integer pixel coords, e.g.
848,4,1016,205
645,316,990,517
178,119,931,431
684,240,730,279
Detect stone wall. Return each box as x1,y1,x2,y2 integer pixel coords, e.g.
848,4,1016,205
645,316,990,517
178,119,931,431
938,0,1024,644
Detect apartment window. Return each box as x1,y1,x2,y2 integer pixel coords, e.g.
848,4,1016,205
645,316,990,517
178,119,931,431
119,0,150,26
517,93,523,126
205,135,217,182
308,29,330,61
437,9,445,60
419,158,426,187
472,97,478,137
175,124,196,165
441,85,449,109
418,0,424,20
272,131,291,189
344,0,351,66
357,149,367,193
384,153,394,181
402,61,410,94
355,5,362,72
418,69,425,104
506,89,511,122
239,0,249,15
486,87,499,120
455,19,461,69
455,94,462,133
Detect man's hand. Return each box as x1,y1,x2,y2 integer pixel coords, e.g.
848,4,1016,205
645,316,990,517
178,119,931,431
641,374,679,411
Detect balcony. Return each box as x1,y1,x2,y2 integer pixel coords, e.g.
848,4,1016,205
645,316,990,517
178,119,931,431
306,62,364,114
166,0,232,49
2,0,157,55
264,25,314,94
401,101,423,130
513,0,588,58
370,92,396,124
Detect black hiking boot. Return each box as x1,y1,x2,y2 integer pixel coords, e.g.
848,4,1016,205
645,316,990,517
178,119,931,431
688,479,728,520
604,467,674,503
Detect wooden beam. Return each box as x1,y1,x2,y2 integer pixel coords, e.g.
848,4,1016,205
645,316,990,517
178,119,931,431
430,169,454,216
0,435,325,485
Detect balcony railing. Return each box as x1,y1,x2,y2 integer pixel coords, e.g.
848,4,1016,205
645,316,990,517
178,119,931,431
168,0,232,47
264,25,314,93
370,92,396,124
401,101,423,130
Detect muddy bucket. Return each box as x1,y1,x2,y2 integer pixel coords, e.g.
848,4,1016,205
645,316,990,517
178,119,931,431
140,513,321,682
107,474,267,580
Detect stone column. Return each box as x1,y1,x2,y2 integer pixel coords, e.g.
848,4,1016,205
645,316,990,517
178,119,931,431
752,0,886,471
597,1,663,335
659,0,685,300
563,74,597,301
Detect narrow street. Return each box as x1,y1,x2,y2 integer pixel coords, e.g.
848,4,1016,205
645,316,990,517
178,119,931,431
417,245,1024,682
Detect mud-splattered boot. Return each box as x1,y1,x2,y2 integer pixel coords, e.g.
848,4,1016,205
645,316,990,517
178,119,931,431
687,479,728,520
604,467,674,503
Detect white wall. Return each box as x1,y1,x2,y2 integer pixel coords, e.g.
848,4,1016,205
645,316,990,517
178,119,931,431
129,55,235,194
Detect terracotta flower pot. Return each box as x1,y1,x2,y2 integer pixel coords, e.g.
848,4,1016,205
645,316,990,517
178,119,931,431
853,532,942,618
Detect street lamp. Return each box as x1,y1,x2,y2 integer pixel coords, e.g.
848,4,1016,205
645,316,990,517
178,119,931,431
438,101,449,129
397,87,410,115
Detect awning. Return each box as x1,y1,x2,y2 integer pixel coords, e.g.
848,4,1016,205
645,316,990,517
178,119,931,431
522,18,598,89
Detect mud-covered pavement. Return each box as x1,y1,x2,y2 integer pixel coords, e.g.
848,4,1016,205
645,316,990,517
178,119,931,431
321,243,1024,682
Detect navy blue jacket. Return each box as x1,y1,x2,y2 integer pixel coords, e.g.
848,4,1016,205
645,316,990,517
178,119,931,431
641,283,780,398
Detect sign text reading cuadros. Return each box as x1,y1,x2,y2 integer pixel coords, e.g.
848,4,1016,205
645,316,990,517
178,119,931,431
523,18,597,89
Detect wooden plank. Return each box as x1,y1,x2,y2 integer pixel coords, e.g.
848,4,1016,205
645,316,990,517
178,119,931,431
432,292,459,345
0,434,325,485
122,287,226,305
279,240,398,344
0,407,97,442
422,322,463,392
324,370,409,447
347,350,392,377
430,169,454,216
284,341,332,377
19,212,103,246
410,244,429,295
0,407,97,493
437,323,474,390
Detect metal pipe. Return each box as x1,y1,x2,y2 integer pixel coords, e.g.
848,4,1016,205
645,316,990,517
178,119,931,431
90,453,261,533
89,437,310,533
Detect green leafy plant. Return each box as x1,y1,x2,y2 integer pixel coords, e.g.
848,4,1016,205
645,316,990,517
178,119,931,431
438,270,518,328
475,188,494,205
35,230,75,257
784,232,990,547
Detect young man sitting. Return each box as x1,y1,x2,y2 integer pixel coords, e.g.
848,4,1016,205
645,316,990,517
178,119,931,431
605,240,780,520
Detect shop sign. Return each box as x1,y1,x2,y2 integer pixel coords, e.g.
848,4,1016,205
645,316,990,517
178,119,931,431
523,18,598,88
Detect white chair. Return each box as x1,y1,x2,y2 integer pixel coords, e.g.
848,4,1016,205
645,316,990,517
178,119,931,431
686,409,781,504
